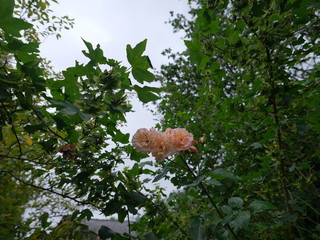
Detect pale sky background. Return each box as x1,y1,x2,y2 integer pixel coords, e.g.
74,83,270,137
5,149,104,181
39,0,191,218
40,0,190,134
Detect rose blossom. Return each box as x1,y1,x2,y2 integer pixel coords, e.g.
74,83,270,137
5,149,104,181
132,127,197,161
132,128,158,154
151,131,175,161
168,128,196,152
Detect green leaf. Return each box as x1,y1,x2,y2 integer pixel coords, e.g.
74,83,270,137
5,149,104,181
79,112,92,122
153,166,171,182
249,200,277,212
82,38,107,64
0,17,33,37
134,85,159,103
126,39,147,66
98,225,116,239
230,211,250,230
50,100,80,115
0,0,14,19
132,67,155,83
184,40,201,51
129,192,147,205
113,131,130,144
190,217,205,240
39,212,51,228
211,168,238,181
79,209,93,221
228,197,244,209
7,40,39,52
71,210,80,221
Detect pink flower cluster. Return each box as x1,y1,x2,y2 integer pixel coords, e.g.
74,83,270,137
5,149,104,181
132,128,197,161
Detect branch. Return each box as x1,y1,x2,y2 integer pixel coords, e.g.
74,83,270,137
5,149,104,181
1,170,99,209
31,106,67,141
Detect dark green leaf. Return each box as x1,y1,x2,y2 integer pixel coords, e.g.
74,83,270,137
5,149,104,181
132,67,155,83
0,0,14,19
39,212,51,228
190,217,205,240
134,85,159,103
79,209,93,221
98,225,116,239
129,192,147,205
50,100,80,115
71,210,80,221
0,17,33,36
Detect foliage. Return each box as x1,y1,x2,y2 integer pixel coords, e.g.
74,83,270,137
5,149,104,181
146,0,320,239
1,0,320,239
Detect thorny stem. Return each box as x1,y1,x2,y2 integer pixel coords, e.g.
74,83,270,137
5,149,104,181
179,156,240,240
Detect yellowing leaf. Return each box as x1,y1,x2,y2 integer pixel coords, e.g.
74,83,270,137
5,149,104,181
22,135,33,146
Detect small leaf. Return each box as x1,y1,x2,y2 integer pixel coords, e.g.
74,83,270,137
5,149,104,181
206,178,222,186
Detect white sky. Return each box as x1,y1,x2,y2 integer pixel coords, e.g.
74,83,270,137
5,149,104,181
40,0,190,133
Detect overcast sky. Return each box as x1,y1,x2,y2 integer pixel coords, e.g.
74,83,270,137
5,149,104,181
40,0,190,134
